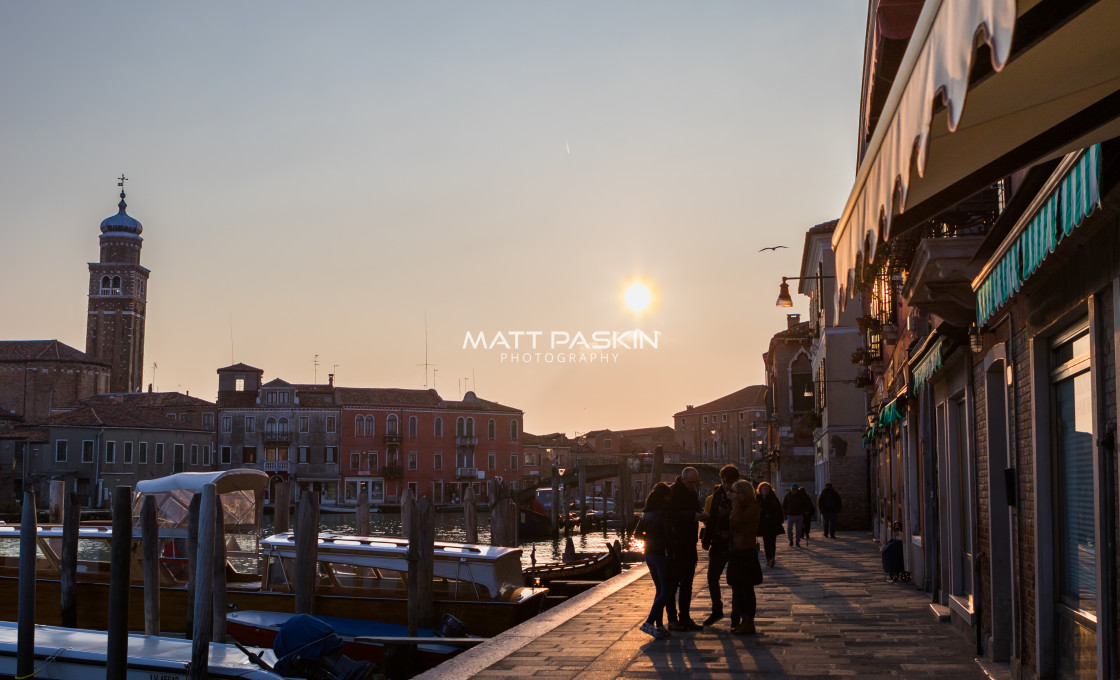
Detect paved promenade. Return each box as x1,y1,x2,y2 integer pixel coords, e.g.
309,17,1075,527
416,531,1007,679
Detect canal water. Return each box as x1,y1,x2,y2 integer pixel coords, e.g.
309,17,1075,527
263,511,639,569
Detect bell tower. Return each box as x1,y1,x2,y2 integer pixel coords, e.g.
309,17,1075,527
86,175,149,393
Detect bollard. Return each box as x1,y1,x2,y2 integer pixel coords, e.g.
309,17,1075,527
190,484,216,680
60,491,79,628
464,486,478,544
107,486,133,680
294,490,319,615
17,491,37,680
141,494,161,635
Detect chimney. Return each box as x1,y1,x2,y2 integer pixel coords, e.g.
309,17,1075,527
328,374,334,387
148,383,153,393
787,313,800,329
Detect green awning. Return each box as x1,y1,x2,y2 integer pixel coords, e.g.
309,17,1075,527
879,397,906,427
912,337,945,392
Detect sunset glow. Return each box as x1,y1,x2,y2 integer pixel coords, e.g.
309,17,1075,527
624,283,653,313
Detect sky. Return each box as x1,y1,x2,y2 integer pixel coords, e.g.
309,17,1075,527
0,2,867,436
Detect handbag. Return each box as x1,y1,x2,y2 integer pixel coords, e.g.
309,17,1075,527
727,548,763,587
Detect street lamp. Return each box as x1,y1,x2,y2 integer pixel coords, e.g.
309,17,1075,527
775,275,836,308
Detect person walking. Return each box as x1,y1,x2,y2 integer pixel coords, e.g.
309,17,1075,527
727,479,762,635
801,486,816,543
818,482,842,538
666,467,708,631
701,465,740,627
756,481,784,567
782,483,810,547
634,482,675,639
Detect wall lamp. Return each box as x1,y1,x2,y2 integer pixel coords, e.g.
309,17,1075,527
775,275,836,307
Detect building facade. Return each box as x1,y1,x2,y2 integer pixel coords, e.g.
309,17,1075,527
674,386,768,467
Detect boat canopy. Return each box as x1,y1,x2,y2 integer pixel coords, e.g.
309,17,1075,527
132,469,268,534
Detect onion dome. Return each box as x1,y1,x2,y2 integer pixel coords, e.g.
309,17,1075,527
100,190,143,236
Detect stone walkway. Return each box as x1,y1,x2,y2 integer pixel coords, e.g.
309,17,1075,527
416,532,1005,679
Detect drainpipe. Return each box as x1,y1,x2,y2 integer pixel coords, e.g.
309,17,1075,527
967,345,984,656
94,427,104,509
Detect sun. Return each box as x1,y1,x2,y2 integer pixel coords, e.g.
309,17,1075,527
624,282,653,313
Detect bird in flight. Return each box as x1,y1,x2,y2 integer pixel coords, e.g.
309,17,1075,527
759,245,788,252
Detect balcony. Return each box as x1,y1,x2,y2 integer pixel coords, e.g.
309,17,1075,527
263,430,292,444
383,433,402,445
901,235,986,327
456,467,477,479
263,461,290,472
455,436,478,448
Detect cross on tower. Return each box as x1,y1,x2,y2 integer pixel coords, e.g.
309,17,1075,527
117,174,128,195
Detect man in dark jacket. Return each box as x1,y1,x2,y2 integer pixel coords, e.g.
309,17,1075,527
701,465,740,627
666,467,708,631
818,483,842,538
782,483,811,547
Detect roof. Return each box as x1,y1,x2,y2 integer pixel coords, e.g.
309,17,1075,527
99,194,142,236
0,426,49,443
441,392,522,414
262,378,292,388
81,392,215,408
217,363,263,373
42,403,209,431
0,340,106,365
674,385,769,417
337,387,443,408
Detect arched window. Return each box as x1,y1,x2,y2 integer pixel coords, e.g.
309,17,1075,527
387,414,399,435
265,417,277,434
100,276,111,294
456,417,465,437
408,416,418,438
487,419,496,440
510,420,519,440
355,416,364,437
111,276,122,295
365,415,375,437
466,418,475,437
434,417,443,438
278,417,289,434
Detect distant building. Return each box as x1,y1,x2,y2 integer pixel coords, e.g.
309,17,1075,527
0,340,110,423
674,385,768,467
762,315,815,492
72,391,217,431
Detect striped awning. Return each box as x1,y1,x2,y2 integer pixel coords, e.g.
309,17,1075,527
974,144,1102,326
912,337,946,391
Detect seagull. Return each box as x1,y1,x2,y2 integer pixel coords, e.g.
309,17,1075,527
759,245,788,252
565,139,571,155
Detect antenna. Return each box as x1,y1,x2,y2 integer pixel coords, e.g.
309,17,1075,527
314,354,319,383
415,314,437,387
152,362,158,391
432,369,438,391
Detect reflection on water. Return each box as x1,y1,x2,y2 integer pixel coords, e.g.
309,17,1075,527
263,511,637,569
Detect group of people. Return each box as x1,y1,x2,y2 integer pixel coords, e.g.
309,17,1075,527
634,466,843,640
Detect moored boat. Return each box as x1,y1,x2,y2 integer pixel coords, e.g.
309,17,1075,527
522,546,622,586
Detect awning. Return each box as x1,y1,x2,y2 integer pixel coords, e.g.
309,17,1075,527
911,336,946,391
833,0,1120,309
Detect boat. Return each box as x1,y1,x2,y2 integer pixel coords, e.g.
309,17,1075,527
518,503,552,538
0,471,547,638
227,610,477,676
522,545,622,586
0,621,286,680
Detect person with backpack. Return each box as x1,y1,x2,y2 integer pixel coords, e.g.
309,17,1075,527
817,483,843,538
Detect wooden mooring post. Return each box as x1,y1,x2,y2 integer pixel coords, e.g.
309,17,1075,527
464,486,478,544
550,467,560,538
357,484,371,535
651,445,664,486
107,486,133,680
401,488,415,539
619,460,633,531
578,466,588,532
141,494,161,635
60,490,79,628
212,494,227,642
273,480,290,534
186,493,201,638
294,488,320,615
48,480,65,524
17,491,37,680
407,497,435,636
190,484,217,680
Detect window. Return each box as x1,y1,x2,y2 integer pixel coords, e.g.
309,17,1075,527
739,412,744,421
604,438,612,450
488,419,496,440
524,451,537,467
55,440,67,463
456,417,465,436
408,452,418,470
278,417,289,434
299,416,309,433
369,452,379,470
139,442,148,464
364,415,373,436
105,441,116,464
387,414,399,435
245,416,255,432
350,452,361,470
386,449,399,467
265,417,277,434
180,413,189,423
703,416,708,424
203,446,211,466
409,416,418,438
190,444,199,465
221,417,232,433
299,446,309,463
325,446,336,463
167,413,176,421
510,420,519,440
202,413,214,429
466,418,474,437
243,446,256,463
355,417,364,437
221,446,231,464
174,444,185,472
510,454,519,470
722,414,728,422
434,417,443,438
123,441,133,464
487,452,496,470
235,378,245,392
155,443,165,465
82,440,94,463
433,453,442,470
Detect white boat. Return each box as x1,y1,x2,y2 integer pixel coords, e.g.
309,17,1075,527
0,621,283,680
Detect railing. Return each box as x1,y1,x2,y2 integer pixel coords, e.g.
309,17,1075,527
263,461,290,472
455,436,478,447
456,467,477,478
383,433,402,445
263,430,293,444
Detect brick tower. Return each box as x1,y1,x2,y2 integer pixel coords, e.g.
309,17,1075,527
86,176,149,393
